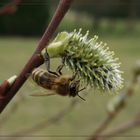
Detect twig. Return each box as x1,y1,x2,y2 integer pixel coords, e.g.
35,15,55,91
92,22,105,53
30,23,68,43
88,111,120,140
7,99,78,140
97,111,140,140
88,115,115,140
0,0,21,16
88,63,140,140
0,0,74,114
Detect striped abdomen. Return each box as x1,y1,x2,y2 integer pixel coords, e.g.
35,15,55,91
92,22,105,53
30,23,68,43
31,68,57,90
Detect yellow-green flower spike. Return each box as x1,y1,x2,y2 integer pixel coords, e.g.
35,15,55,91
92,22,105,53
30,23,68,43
42,29,123,91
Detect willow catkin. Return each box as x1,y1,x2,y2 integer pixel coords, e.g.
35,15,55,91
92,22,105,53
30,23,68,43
41,29,123,92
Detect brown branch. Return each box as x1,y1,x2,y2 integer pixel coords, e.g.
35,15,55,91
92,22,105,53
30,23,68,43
88,115,115,140
88,66,140,140
88,109,123,140
6,100,78,140
0,0,22,16
97,111,140,140
0,0,74,114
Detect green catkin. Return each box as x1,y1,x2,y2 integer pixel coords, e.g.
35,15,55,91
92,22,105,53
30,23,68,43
42,29,123,92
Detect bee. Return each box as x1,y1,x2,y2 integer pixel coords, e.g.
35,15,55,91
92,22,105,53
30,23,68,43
31,68,85,100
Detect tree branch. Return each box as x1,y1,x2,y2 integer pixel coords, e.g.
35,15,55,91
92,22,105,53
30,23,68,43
0,0,21,16
0,0,74,114
97,111,140,140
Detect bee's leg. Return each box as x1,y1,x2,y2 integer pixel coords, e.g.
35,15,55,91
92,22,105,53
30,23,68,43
57,50,75,75
56,56,65,75
44,52,59,76
57,50,75,76
43,52,51,71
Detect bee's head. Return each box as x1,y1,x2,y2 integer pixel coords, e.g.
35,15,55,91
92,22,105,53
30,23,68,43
69,80,80,97
69,80,86,101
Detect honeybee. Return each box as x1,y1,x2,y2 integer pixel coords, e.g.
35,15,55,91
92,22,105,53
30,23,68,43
31,68,85,100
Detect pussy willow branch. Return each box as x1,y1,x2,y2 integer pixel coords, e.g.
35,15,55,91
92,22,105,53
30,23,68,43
97,111,140,140
0,0,21,16
0,0,74,114
7,100,77,140
88,70,139,140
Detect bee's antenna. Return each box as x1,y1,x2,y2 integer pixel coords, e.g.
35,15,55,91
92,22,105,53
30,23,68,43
77,93,86,101
77,87,86,101
78,87,86,92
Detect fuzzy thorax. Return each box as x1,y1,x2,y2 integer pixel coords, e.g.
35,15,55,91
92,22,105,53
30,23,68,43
41,29,123,91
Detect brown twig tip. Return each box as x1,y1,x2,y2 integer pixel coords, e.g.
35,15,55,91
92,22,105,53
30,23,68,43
0,75,17,98
0,81,9,98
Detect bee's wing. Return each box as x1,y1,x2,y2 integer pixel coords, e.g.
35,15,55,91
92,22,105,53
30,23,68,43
42,79,61,85
30,92,57,97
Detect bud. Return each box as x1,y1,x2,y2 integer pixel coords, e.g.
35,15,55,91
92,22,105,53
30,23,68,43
0,75,17,98
107,92,126,115
133,61,140,76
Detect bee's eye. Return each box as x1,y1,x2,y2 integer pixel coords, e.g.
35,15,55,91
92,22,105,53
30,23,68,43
69,83,77,97
70,85,76,92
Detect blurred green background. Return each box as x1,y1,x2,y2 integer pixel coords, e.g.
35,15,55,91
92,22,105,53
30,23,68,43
0,0,140,140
